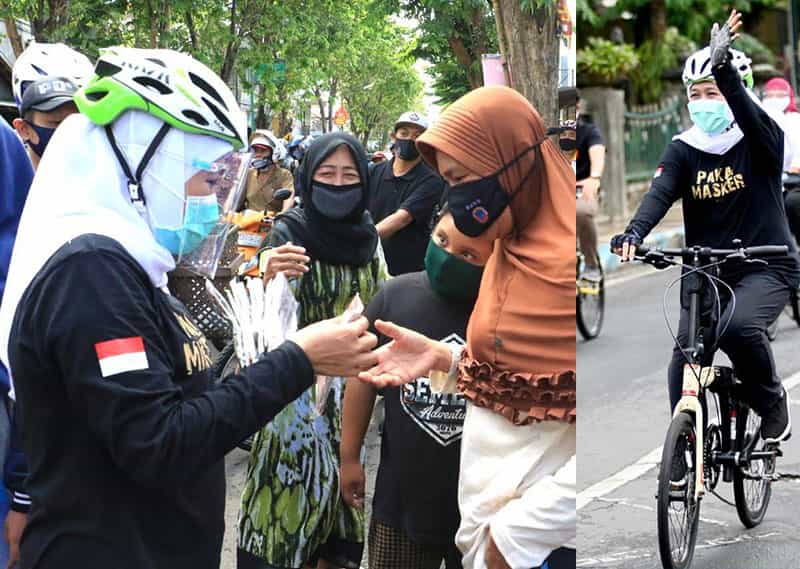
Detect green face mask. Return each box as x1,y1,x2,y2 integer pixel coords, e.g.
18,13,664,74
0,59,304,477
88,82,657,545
424,238,484,302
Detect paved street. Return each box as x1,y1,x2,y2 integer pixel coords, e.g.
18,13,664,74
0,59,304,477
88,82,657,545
578,267,800,568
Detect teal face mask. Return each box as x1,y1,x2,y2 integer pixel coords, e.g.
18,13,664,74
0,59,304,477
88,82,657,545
688,99,734,135
424,239,484,302
154,195,220,255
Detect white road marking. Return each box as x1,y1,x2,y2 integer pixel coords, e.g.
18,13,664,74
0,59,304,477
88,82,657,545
578,370,800,511
594,497,728,526
577,531,783,567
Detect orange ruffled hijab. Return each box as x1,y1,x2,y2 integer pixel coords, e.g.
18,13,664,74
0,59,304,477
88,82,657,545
417,86,576,425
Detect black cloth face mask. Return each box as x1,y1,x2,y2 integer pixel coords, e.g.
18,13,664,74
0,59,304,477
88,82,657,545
447,141,543,237
310,182,363,221
395,138,420,161
559,138,577,152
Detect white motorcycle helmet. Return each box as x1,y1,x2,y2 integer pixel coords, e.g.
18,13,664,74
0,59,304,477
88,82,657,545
12,42,94,108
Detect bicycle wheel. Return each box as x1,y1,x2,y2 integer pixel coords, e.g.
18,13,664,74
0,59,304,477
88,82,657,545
657,412,701,569
577,256,605,340
213,343,254,452
733,407,773,528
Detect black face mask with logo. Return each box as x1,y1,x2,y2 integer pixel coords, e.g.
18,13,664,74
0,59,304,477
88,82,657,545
447,141,543,237
395,138,420,161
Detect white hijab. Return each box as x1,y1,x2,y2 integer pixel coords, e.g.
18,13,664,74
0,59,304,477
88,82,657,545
675,90,793,168
0,110,232,388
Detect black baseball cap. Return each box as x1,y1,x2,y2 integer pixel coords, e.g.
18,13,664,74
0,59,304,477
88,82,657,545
20,76,79,116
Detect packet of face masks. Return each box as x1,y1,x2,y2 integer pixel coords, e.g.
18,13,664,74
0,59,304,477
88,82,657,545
313,294,364,416
205,274,298,368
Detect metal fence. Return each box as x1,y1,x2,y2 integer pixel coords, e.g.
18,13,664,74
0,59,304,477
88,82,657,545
624,97,684,182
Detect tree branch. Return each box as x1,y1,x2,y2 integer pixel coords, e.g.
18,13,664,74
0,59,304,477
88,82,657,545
3,17,25,57
184,10,198,51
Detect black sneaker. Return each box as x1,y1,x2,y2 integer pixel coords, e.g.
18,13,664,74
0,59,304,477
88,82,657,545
761,388,792,443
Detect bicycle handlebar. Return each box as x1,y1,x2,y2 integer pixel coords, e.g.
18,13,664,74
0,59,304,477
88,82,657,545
636,244,788,262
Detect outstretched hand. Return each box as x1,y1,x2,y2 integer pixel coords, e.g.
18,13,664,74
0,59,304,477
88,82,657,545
356,320,447,387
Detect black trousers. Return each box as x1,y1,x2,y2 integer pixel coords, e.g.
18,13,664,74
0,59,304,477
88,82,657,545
534,547,576,569
667,269,791,415
784,191,800,244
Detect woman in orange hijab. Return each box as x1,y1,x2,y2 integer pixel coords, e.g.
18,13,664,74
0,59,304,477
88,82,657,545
358,86,575,569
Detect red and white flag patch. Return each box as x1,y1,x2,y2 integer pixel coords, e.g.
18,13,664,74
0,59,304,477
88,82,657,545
95,337,149,378
653,165,664,179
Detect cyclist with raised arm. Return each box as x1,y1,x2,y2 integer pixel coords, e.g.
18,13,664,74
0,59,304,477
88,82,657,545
611,10,799,443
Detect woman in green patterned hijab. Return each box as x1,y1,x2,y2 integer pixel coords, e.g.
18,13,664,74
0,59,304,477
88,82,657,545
238,133,389,569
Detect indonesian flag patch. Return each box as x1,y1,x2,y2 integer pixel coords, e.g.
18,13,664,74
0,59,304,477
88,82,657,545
95,337,149,378
653,165,664,179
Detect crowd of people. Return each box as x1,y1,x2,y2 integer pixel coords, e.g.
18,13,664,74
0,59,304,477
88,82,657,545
0,39,577,569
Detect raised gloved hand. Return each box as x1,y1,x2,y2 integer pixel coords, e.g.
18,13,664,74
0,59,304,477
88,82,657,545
710,9,743,67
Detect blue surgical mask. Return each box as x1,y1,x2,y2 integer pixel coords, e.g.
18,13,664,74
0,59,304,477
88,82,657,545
26,122,56,157
688,99,734,135
154,195,220,255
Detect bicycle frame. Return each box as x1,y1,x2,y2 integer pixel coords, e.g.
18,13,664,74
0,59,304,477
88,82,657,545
661,246,785,501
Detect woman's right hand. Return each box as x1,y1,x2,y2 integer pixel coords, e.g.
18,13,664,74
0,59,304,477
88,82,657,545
262,241,310,281
293,315,378,377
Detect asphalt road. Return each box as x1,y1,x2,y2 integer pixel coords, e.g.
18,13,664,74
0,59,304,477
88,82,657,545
578,267,800,569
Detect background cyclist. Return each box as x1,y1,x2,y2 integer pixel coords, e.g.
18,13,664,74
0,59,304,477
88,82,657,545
575,93,606,282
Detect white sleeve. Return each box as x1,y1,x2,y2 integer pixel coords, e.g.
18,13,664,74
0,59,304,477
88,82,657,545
489,455,576,569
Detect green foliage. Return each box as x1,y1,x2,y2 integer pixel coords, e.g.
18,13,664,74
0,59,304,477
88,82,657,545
339,17,424,145
520,0,558,14
576,0,600,27
735,32,776,64
577,38,639,84
578,0,780,99
398,0,497,105
632,28,696,103
5,0,422,139
582,0,780,46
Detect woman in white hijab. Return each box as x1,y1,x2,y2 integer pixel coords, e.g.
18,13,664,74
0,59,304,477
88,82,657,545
0,47,377,569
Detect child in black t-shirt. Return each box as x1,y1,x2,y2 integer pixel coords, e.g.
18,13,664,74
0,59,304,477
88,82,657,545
340,208,489,569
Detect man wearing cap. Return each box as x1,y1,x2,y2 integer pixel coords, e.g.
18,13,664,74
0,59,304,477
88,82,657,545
4,75,84,567
0,117,35,569
12,77,80,170
368,112,444,275
242,130,295,213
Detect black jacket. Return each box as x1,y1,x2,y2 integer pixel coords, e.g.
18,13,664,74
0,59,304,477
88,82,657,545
9,235,314,569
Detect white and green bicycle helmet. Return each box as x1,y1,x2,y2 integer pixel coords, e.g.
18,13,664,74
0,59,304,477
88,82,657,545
75,47,247,150
682,46,753,94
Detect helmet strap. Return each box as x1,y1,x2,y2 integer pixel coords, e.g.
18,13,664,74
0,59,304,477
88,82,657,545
104,123,171,215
